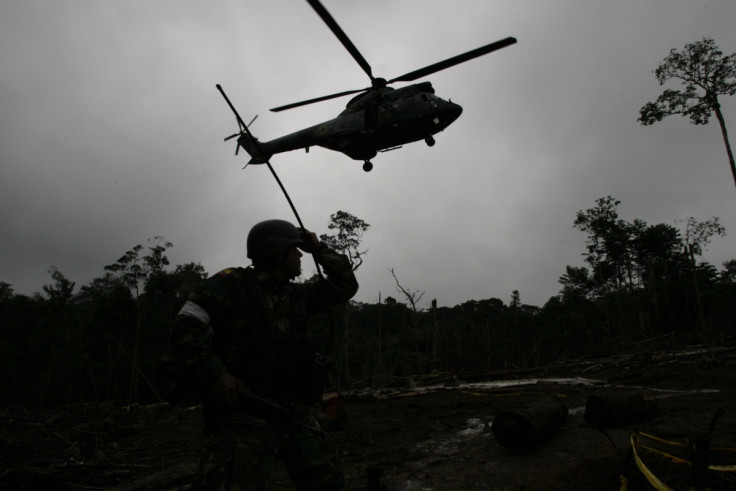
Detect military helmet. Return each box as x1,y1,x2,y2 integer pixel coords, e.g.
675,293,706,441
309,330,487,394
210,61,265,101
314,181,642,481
247,219,304,259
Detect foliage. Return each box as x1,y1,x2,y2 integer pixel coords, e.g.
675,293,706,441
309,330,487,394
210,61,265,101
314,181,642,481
0,238,208,408
0,202,734,410
681,216,726,256
638,38,736,126
638,37,736,188
317,211,371,385
319,210,370,271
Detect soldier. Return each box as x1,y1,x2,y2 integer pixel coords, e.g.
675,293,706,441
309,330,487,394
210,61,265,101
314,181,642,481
172,219,359,490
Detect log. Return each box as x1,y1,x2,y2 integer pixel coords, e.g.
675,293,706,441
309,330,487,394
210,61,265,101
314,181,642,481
491,396,569,452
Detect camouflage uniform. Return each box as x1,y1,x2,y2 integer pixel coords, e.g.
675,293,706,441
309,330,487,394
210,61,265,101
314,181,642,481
172,243,358,490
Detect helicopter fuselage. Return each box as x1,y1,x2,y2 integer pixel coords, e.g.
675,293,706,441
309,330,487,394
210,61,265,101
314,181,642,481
240,82,462,165
223,0,515,172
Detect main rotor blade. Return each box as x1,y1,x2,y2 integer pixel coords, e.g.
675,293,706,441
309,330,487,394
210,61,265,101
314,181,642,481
388,36,517,84
270,87,368,112
307,0,374,81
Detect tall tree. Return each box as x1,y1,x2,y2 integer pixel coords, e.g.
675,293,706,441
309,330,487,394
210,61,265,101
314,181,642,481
680,216,726,258
319,211,370,271
0,282,13,301
104,236,173,403
510,290,521,309
638,38,736,189
558,266,593,303
573,196,636,294
721,259,736,283
319,211,369,386
389,268,425,315
680,217,726,330
42,267,76,303
388,268,427,373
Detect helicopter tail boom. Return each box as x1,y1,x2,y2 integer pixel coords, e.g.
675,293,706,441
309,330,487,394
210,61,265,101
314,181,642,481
237,133,272,165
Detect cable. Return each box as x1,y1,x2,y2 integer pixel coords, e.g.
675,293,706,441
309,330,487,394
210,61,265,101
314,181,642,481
216,84,337,355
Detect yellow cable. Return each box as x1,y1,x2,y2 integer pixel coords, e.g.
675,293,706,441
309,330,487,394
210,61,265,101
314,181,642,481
631,433,674,491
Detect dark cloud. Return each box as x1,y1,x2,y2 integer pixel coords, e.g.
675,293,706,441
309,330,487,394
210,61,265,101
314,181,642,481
1,0,734,307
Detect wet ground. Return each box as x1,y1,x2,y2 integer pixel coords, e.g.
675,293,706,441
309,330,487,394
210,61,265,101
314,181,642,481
301,347,736,490
2,346,735,490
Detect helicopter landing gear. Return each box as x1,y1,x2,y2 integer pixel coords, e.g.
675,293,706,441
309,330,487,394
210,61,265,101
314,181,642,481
362,161,373,172
425,136,435,147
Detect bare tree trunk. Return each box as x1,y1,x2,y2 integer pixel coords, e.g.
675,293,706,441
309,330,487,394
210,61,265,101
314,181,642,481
713,102,736,190
377,292,382,369
389,268,425,374
688,244,707,331
343,303,351,385
431,299,438,363
128,303,143,404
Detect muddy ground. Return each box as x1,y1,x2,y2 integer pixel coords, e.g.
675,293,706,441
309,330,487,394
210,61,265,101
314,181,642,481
2,346,736,490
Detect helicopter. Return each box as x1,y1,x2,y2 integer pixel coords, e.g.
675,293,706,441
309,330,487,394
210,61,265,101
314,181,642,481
225,0,516,172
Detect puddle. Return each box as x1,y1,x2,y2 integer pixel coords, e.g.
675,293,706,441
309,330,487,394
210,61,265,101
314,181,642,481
399,378,722,490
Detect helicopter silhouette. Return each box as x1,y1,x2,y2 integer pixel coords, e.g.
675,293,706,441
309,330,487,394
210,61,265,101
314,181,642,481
224,0,516,172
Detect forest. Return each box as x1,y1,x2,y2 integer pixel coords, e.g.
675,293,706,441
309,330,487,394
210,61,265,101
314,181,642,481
1,196,734,411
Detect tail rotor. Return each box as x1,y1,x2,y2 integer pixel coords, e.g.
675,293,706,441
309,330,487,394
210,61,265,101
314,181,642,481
216,84,272,166
224,115,258,156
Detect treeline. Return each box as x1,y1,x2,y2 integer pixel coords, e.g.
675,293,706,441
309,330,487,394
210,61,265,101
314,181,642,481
1,198,734,410
0,237,208,409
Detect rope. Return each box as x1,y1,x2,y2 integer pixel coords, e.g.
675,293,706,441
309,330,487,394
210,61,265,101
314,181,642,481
216,84,337,355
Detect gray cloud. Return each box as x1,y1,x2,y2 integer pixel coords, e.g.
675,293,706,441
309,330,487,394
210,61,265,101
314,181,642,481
1,0,734,308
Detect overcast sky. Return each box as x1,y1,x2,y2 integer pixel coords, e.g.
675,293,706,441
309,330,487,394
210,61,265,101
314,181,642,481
1,0,735,309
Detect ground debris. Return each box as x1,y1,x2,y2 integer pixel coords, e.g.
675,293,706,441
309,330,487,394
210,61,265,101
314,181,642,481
0,402,203,490
2,345,735,490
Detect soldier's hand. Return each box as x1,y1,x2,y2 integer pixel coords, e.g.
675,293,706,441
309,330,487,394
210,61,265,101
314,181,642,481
212,371,248,407
297,228,320,253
